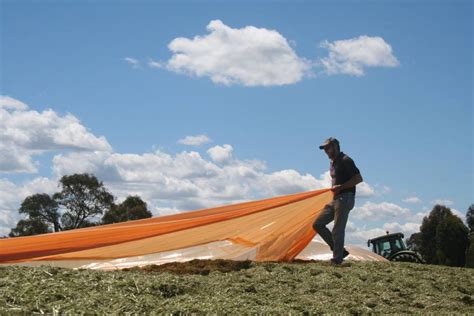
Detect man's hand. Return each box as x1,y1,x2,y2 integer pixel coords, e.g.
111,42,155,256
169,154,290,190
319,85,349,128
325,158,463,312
331,184,342,194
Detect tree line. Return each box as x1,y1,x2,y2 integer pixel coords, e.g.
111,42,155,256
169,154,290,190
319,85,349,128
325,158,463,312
4,173,152,237
407,204,474,268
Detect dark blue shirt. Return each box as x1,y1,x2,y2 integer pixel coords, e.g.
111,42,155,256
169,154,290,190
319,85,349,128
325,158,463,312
330,151,361,195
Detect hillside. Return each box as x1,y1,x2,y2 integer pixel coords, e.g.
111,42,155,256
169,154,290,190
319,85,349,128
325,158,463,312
1,259,473,314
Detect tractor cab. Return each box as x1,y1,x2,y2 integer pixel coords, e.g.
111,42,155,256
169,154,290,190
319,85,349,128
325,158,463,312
368,232,407,259
367,231,424,263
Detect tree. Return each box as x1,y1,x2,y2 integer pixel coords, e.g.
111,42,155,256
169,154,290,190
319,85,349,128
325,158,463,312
467,204,474,232
417,204,469,266
466,204,474,268
466,233,474,268
418,204,453,264
60,212,99,230
435,215,469,266
9,218,52,237
8,193,59,237
102,195,152,224
53,173,114,230
18,193,61,232
406,232,422,252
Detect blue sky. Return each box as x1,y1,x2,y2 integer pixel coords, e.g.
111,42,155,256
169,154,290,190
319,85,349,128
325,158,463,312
1,0,472,245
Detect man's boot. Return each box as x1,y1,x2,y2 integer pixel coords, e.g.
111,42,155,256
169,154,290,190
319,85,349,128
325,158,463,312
330,247,350,259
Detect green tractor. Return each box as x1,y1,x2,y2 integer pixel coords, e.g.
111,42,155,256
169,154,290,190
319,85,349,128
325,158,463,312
368,232,424,263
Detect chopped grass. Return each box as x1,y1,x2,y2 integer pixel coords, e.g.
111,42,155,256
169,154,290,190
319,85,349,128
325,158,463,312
123,258,253,275
0,260,473,314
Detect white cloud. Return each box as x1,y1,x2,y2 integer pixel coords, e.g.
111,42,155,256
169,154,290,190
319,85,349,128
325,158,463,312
451,208,467,223
432,198,454,206
178,134,212,146
0,95,28,111
319,35,399,76
0,96,112,173
1,141,384,238
52,150,121,181
324,196,461,248
1,99,389,236
382,186,391,193
382,221,420,237
352,201,411,220
154,19,312,86
50,145,339,211
412,203,465,224
46,143,383,220
338,199,426,246
143,23,400,85
345,222,387,246
343,220,420,247
403,196,422,204
207,144,234,164
258,169,329,196
0,142,38,173
0,177,58,237
124,57,140,68
356,182,376,198
148,58,164,69
407,210,429,223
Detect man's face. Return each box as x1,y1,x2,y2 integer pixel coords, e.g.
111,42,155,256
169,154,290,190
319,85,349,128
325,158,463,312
323,143,338,160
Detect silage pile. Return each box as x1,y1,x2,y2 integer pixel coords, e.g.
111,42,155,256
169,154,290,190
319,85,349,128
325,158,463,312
1,260,473,314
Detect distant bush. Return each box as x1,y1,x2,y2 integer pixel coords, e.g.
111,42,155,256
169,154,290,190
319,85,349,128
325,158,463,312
466,233,474,268
102,195,152,224
410,204,469,267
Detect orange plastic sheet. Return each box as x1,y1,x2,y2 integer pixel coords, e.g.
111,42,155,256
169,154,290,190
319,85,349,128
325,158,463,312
0,188,334,270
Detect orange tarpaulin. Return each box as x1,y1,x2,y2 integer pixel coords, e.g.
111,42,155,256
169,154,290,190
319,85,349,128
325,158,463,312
0,188,334,270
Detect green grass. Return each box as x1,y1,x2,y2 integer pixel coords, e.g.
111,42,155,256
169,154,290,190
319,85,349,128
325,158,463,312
1,260,473,314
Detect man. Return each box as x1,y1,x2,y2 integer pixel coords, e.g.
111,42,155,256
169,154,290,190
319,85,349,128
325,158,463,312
312,137,363,264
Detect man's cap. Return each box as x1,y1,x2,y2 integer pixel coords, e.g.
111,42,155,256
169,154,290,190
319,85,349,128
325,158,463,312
319,137,339,150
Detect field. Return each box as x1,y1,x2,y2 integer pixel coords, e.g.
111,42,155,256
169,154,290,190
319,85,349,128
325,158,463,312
1,259,473,314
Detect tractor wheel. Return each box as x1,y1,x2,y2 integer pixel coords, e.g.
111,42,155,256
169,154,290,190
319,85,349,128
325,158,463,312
390,252,423,263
